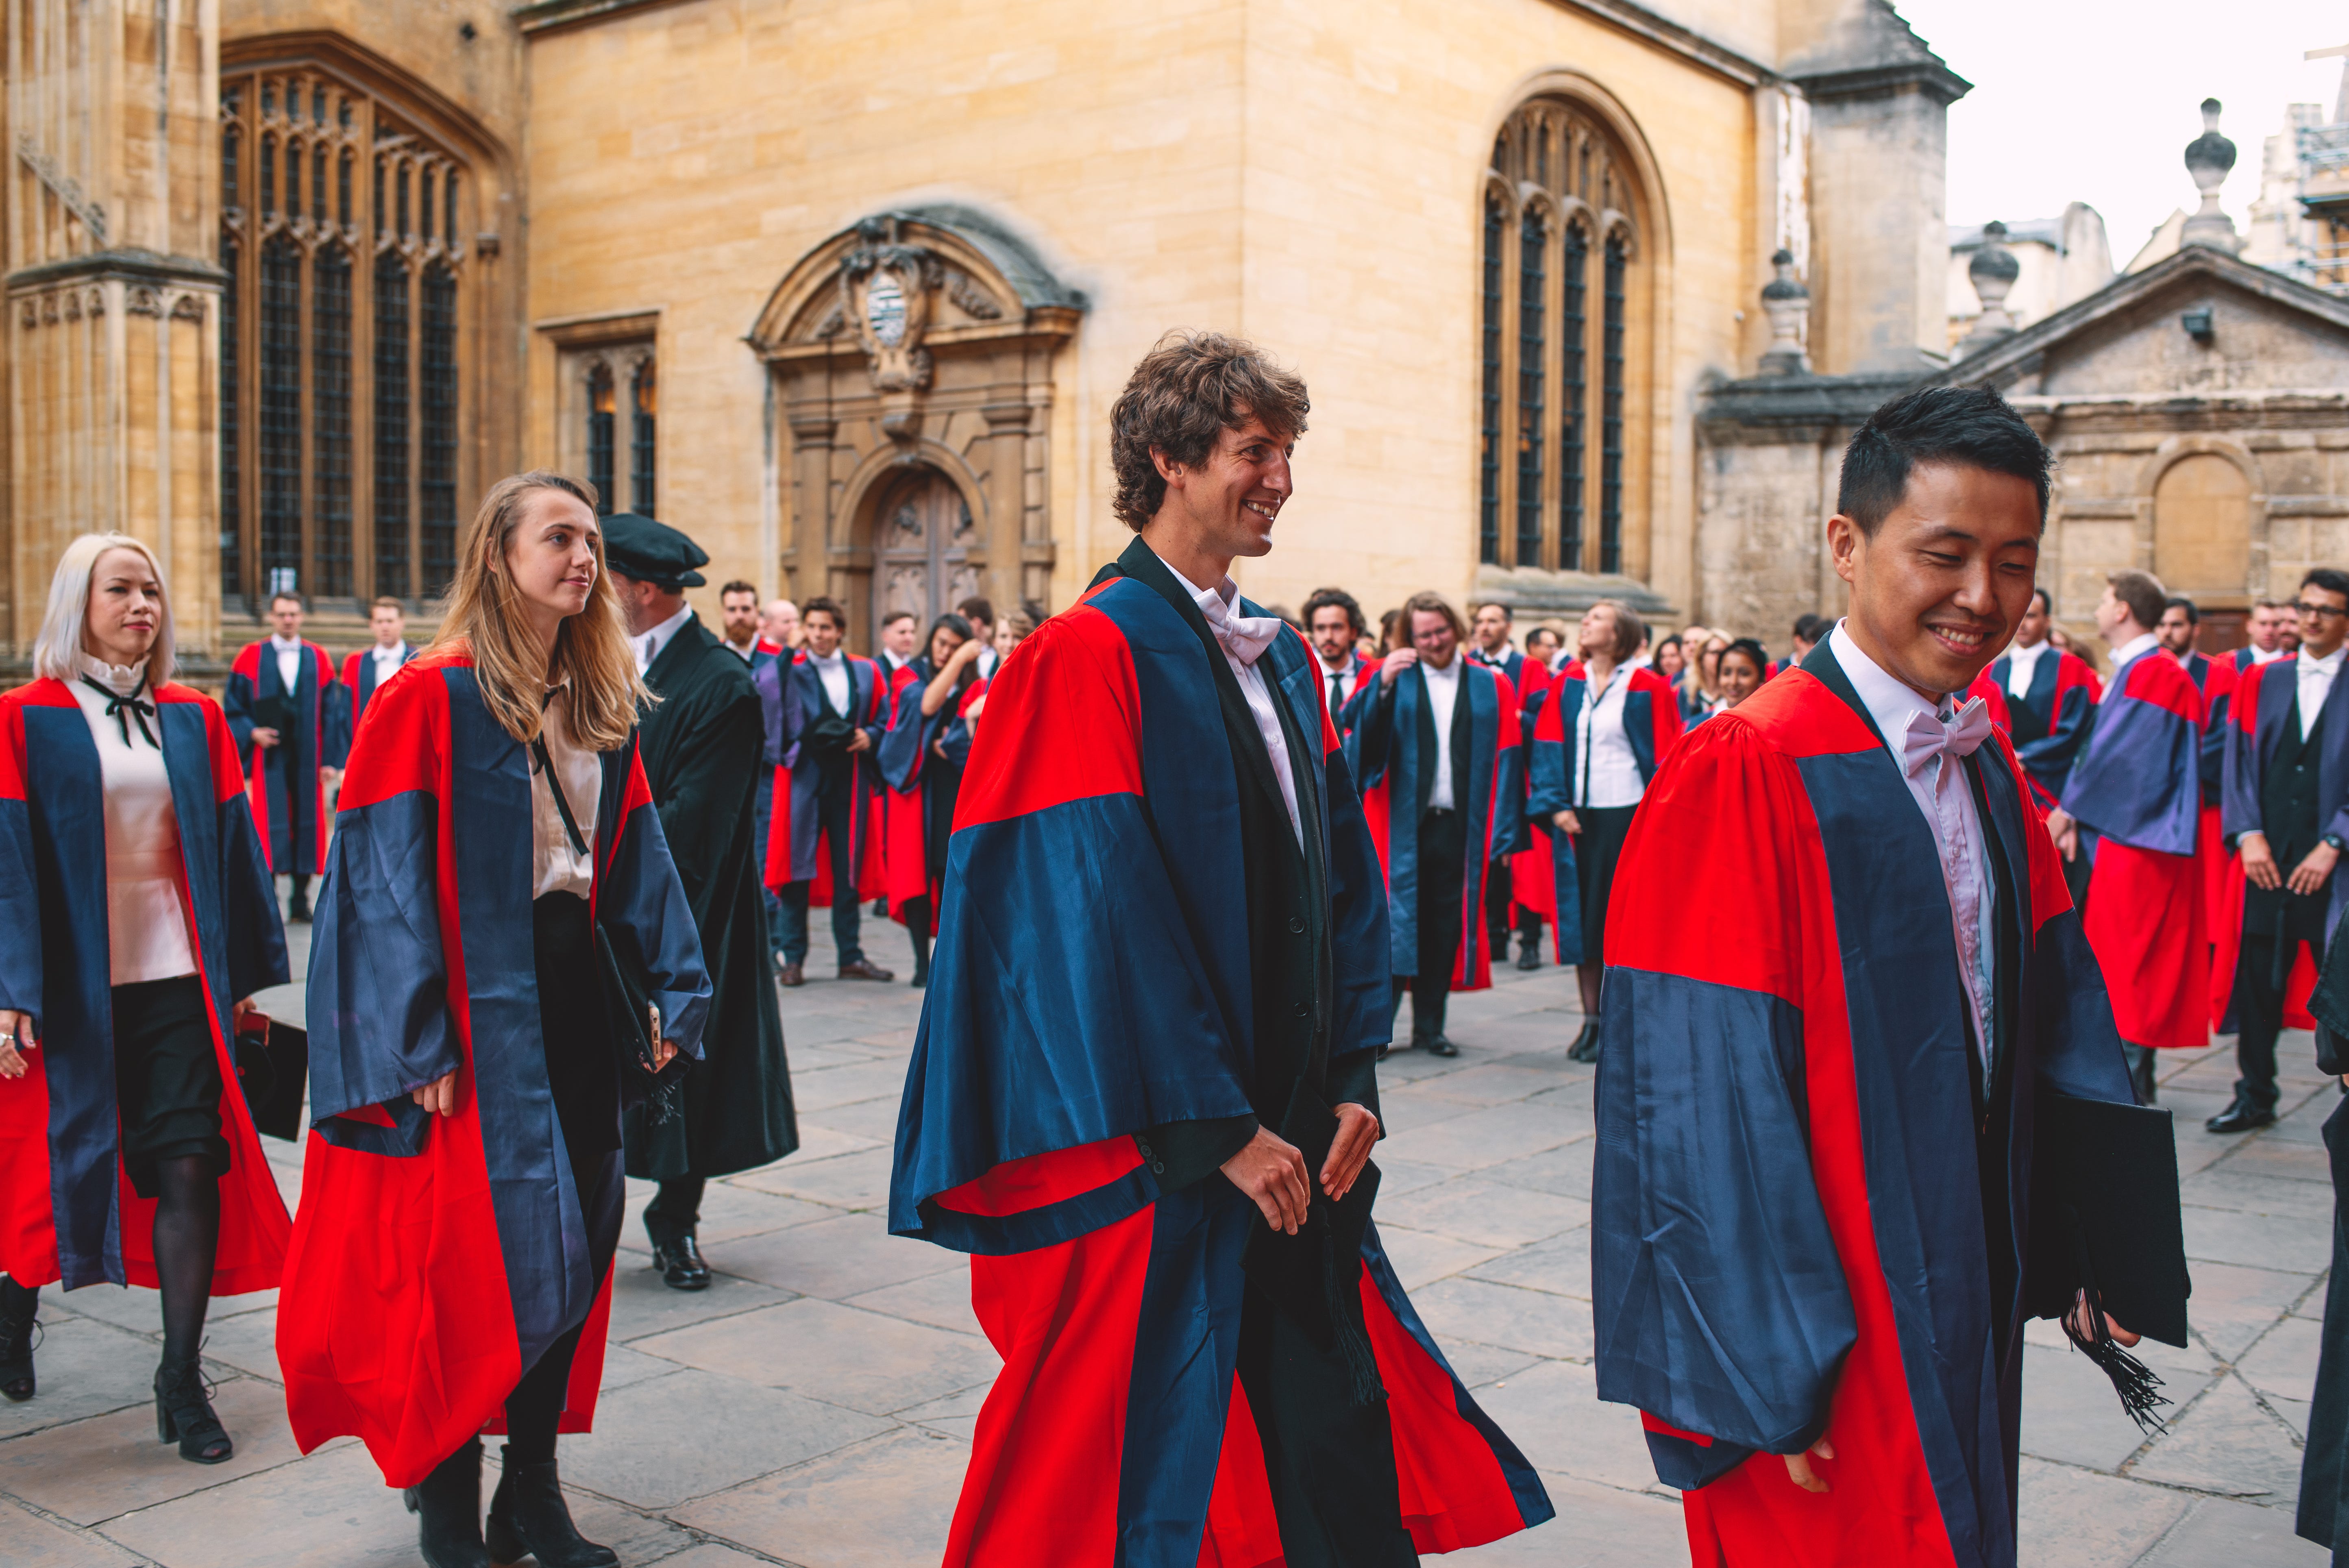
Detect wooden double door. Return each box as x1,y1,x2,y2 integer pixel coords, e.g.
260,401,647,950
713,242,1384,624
871,468,979,649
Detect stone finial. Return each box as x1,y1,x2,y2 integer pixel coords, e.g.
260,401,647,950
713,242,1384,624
1957,220,2020,356
1757,248,1811,375
2180,97,2243,253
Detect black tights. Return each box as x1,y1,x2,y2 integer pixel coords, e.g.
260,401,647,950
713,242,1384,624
1,1154,219,1357
906,896,932,975
501,1324,584,1467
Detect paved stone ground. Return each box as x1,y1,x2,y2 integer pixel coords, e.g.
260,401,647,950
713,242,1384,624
2,899,2342,1566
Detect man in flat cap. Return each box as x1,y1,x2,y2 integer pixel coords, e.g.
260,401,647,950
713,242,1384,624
605,512,799,1290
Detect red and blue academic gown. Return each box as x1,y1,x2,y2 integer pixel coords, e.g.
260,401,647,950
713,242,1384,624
878,657,984,929
2184,652,2243,1016
223,638,340,875
875,656,927,920
1520,661,1683,965
276,649,713,1487
2060,645,2209,1051
757,651,888,906
0,680,292,1294
1592,647,2150,1568
1965,647,2100,814
2216,656,2348,1033
1347,661,1526,993
330,641,417,764
1474,650,1559,933
891,548,1552,1566
1319,651,1380,742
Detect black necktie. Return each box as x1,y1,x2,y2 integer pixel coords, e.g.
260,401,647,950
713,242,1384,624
1329,672,1345,719
83,673,157,749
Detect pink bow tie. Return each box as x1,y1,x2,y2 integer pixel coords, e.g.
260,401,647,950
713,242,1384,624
1901,697,1993,778
1198,591,1282,667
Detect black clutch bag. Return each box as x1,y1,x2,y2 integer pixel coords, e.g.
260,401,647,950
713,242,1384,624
233,1015,310,1141
248,694,288,733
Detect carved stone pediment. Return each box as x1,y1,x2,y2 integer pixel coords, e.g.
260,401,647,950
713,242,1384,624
838,218,943,392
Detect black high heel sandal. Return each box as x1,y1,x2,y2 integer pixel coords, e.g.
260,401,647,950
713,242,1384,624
154,1352,233,1463
0,1285,37,1402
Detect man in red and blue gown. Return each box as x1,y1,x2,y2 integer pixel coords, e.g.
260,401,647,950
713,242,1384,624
893,332,1551,1567
2159,595,2246,1032
1467,599,1552,970
223,590,340,920
2043,573,2208,1104
1593,387,2186,1568
1966,585,2101,908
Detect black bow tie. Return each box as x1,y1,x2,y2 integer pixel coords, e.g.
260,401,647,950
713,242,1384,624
83,673,157,749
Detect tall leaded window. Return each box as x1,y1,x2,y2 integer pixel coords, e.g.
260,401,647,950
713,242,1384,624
219,63,475,612
1478,98,1646,577
562,343,657,518
587,364,616,513
630,362,657,516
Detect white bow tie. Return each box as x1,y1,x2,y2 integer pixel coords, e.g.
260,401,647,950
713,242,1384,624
1197,592,1282,667
1901,697,1993,778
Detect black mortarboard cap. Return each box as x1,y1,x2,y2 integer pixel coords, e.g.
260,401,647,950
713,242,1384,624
602,512,708,588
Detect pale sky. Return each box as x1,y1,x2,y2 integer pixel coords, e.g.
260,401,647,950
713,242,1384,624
1894,0,2344,267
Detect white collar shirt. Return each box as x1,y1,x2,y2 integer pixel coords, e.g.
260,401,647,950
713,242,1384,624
977,645,999,680
1572,664,1647,810
2299,644,2345,738
1831,623,1997,1069
1161,556,1302,848
370,641,407,679
2110,631,2160,675
1421,656,1463,813
270,633,304,695
633,603,694,676
2005,637,2051,699
2251,643,2285,666
723,637,757,663
807,648,853,717
531,683,601,902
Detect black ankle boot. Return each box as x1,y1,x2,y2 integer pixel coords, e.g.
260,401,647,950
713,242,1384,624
486,1447,618,1568
0,1280,37,1402
404,1437,492,1568
154,1351,232,1463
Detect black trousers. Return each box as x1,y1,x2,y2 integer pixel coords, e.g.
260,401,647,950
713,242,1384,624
777,764,865,965
1393,807,1466,1042
2234,896,2331,1114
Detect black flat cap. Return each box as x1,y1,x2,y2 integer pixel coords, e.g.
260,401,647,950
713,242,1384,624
602,512,708,588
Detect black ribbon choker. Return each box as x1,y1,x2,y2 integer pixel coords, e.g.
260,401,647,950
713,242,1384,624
81,672,157,749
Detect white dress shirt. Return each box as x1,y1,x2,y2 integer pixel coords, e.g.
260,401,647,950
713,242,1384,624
1831,623,1996,1068
1572,665,1647,810
2004,636,2051,700
1160,557,1302,847
1318,652,1361,721
370,641,407,684
1422,656,1463,812
531,684,601,901
724,637,757,664
2300,644,2345,739
2109,631,2160,678
807,648,853,717
71,656,197,984
2251,643,2285,666
633,603,695,676
977,645,1000,681
270,633,304,696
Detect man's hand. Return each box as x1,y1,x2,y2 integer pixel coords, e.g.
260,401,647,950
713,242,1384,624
1783,1436,1836,1494
0,1009,34,1079
2071,1289,2142,1348
411,1069,460,1117
1221,1126,1311,1235
249,726,280,749
1380,647,1420,686
2242,831,2282,891
1320,1104,1380,1201
845,729,873,754
1552,808,1580,836
2290,841,2341,898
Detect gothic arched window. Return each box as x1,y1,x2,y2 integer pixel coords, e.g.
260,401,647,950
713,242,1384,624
220,64,474,611
1478,97,1648,576
557,340,657,518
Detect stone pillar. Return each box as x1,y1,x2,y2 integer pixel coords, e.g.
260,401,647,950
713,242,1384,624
6,0,223,666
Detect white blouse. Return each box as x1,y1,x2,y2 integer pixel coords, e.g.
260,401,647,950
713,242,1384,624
531,684,601,901
70,656,197,985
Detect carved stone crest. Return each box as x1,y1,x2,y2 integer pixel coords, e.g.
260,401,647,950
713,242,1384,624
839,215,942,396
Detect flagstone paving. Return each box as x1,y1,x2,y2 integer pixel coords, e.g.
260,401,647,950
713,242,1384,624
3,908,2343,1566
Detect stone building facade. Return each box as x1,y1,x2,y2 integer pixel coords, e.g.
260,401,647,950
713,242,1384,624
3,0,1987,668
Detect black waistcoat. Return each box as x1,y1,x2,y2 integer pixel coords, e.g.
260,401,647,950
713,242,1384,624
2249,695,2325,926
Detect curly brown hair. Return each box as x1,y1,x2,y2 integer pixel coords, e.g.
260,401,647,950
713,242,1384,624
1108,330,1310,531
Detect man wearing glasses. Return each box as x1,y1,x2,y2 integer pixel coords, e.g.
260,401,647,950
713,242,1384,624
2214,568,2349,1132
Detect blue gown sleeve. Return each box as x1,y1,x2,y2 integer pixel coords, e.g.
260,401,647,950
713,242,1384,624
221,667,257,766
878,678,928,795
2058,670,2199,856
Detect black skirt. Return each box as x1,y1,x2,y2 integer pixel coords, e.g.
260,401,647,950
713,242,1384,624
1574,804,1640,970
113,974,227,1196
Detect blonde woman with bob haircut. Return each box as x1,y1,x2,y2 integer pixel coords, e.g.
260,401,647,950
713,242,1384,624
278,472,712,1568
0,531,292,1463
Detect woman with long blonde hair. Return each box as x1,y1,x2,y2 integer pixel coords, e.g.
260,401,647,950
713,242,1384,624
277,473,711,1568
0,532,291,1460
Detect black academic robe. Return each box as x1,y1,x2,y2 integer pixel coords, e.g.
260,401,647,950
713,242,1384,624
2301,939,2349,1557
623,614,799,1179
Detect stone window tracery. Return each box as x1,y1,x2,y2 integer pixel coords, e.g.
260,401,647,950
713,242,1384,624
558,341,657,519
220,62,473,611
1480,97,1647,576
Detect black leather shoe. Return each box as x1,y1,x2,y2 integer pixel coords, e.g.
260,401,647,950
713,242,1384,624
2206,1104,2277,1135
1515,943,1541,971
838,958,896,982
650,1233,712,1291
1566,1022,1600,1063
1419,1036,1461,1058
486,1448,619,1568
405,1437,491,1568
155,1352,232,1463
286,885,312,922
0,1281,37,1402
